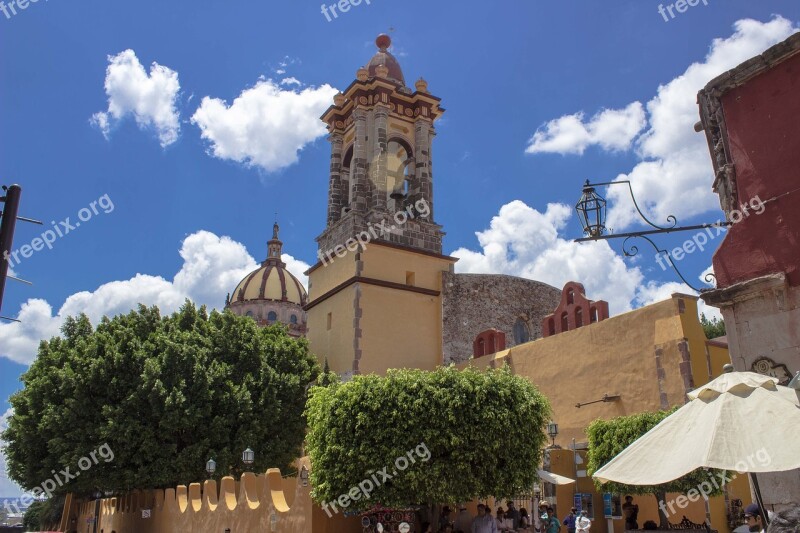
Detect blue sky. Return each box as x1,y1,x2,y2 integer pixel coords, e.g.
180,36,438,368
1,0,799,496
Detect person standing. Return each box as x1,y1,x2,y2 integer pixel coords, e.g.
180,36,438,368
743,503,766,533
507,501,521,529
576,510,592,533
519,508,531,530
564,507,578,533
546,507,561,533
455,506,474,533
622,496,639,531
472,504,498,533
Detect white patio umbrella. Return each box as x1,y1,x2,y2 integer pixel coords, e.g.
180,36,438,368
593,368,800,524
538,469,575,485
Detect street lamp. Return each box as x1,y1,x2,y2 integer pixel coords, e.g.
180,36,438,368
547,421,559,447
575,181,607,238
206,458,217,477
242,448,255,467
574,179,730,291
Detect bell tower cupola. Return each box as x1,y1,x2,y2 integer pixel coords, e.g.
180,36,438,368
318,34,446,256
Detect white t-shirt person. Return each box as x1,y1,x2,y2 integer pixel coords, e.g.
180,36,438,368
577,512,592,533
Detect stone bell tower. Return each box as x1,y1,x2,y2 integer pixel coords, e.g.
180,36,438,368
306,34,456,378
317,33,445,256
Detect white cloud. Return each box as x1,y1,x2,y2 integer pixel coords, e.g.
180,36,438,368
191,79,338,173
608,17,798,231
450,200,721,320
0,231,310,366
91,50,181,148
280,77,301,87
525,102,646,155
451,200,645,314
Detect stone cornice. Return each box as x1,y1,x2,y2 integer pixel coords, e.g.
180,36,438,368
700,272,788,308
304,275,441,311
321,77,444,132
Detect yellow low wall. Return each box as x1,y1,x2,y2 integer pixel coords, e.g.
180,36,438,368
65,458,313,533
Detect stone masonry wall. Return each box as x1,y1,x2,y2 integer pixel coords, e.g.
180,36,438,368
442,273,561,364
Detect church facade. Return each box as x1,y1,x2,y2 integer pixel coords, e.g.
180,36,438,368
303,34,560,376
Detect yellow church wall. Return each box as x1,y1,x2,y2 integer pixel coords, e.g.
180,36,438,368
307,242,455,376
359,243,455,292
307,250,359,299
456,294,735,533
358,283,444,373
306,288,356,375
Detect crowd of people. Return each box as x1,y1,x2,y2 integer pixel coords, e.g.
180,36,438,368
420,500,800,533
419,502,592,533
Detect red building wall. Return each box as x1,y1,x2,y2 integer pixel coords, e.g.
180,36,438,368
712,51,800,288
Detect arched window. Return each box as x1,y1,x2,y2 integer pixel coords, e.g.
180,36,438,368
342,145,354,206
477,338,486,357
267,311,278,322
575,307,584,328
245,311,254,318
567,288,575,305
561,311,569,331
548,318,556,336
290,314,298,324
387,139,413,210
590,306,599,323
513,319,530,345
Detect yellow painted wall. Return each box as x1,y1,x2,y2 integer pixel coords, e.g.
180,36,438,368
359,284,443,372
456,294,737,533
307,242,454,376
307,288,357,375
67,459,313,533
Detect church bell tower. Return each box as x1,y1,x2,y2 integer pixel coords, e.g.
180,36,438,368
305,34,456,377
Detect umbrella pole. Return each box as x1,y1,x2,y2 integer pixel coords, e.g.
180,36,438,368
749,473,770,527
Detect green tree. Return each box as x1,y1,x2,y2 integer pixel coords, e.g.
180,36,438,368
21,497,64,530
22,500,43,530
587,411,723,528
2,302,319,496
306,366,551,519
700,313,726,339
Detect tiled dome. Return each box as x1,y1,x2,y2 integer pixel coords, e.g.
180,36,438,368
230,223,307,306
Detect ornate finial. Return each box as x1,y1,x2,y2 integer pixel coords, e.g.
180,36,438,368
334,92,346,107
415,77,428,93
273,221,279,240
376,34,391,51
357,66,369,81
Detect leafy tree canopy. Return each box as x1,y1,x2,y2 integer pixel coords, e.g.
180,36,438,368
306,366,551,510
701,314,726,339
2,302,319,496
587,410,724,496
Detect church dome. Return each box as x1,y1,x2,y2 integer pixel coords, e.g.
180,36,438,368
367,34,405,85
230,223,307,306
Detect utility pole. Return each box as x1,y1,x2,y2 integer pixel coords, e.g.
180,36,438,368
0,184,21,314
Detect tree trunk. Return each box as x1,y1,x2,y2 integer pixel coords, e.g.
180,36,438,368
655,491,669,529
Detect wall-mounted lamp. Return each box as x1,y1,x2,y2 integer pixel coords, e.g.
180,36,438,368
575,393,621,409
